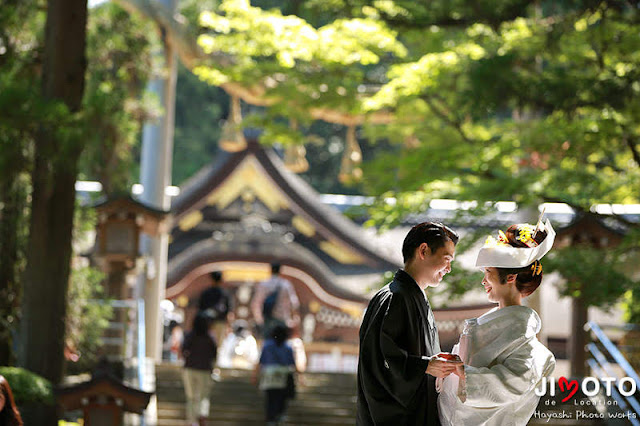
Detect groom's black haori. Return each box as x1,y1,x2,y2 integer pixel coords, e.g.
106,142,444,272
357,222,458,426
357,270,441,425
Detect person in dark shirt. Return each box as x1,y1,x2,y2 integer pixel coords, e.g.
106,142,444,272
357,222,462,426
182,311,217,426
199,271,233,346
252,324,297,426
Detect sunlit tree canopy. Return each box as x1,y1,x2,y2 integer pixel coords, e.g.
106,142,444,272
191,0,639,226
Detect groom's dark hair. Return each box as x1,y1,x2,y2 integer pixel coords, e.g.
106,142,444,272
402,222,459,263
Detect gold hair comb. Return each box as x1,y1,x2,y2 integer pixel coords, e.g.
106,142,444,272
530,262,543,276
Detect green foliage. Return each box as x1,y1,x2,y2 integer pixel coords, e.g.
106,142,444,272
65,265,111,374
0,0,44,364
0,174,30,365
187,0,640,310
544,245,639,310
616,227,640,322
80,3,160,194
294,120,397,194
622,290,640,325
169,0,227,186
66,206,111,374
361,2,640,214
0,367,53,406
0,1,156,365
178,0,220,36
191,1,639,215
0,66,82,180
172,63,228,186
369,270,396,292
195,0,406,115
434,266,485,304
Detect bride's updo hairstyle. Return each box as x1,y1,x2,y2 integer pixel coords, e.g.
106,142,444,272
497,224,546,297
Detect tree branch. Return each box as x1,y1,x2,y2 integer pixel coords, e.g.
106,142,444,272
624,135,640,168
373,0,537,31
421,94,475,144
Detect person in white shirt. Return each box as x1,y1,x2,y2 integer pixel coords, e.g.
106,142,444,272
251,262,300,338
438,218,557,426
217,320,260,369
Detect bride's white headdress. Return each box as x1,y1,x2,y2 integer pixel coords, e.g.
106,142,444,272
475,213,555,268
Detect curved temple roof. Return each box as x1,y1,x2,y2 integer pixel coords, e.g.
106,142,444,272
167,135,400,300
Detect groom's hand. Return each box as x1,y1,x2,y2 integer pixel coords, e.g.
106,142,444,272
425,356,461,378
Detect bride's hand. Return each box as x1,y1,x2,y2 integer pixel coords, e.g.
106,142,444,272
453,364,465,378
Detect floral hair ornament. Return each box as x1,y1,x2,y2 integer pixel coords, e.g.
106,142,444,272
475,212,556,268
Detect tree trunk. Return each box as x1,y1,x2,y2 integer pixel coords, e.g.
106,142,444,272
19,1,87,424
570,295,589,377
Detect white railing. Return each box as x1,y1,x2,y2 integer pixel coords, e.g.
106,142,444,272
585,321,640,425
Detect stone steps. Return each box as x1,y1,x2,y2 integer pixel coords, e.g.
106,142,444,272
156,364,357,426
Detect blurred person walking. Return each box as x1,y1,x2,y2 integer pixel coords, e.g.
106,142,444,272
199,271,233,345
253,324,297,426
251,263,299,338
218,320,259,369
182,312,217,426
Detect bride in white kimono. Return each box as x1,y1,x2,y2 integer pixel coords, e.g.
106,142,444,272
438,219,557,426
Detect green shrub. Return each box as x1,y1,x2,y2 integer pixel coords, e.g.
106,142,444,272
622,290,640,325
0,366,53,405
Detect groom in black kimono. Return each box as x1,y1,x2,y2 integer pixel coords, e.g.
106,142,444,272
357,222,460,425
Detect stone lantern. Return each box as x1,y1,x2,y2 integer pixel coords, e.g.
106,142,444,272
94,195,169,300
94,195,169,360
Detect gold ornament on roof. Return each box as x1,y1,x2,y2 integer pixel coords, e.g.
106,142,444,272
338,125,363,183
219,95,247,152
284,118,309,173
